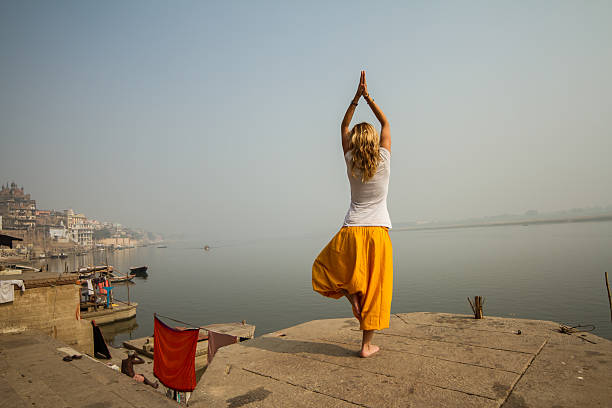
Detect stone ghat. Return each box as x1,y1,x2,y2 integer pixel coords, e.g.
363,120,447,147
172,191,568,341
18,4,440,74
0,331,176,408
190,312,612,407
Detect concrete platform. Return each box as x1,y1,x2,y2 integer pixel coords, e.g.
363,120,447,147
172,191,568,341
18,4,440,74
190,312,612,407
0,331,175,408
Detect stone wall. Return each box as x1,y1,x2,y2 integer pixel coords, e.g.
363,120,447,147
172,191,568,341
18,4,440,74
0,282,93,355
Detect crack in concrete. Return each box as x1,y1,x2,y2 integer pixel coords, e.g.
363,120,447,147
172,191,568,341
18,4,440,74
380,330,538,356
393,313,551,336
282,348,502,402
499,338,549,407
317,337,526,374
241,367,367,407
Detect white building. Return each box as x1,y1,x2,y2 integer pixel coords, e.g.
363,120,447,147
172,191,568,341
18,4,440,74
49,225,69,242
64,209,93,247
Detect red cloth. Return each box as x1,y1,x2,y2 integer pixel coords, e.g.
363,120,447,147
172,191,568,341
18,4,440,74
98,279,109,294
207,331,237,364
153,316,199,391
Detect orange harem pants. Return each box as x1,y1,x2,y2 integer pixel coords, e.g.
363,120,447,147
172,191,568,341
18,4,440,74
312,226,393,331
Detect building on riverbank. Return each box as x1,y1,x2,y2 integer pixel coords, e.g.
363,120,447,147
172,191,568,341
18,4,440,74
0,182,37,230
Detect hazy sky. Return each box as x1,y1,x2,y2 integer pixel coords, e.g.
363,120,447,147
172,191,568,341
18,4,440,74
1,1,611,241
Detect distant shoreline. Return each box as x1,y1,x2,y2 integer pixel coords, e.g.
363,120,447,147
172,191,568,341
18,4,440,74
392,213,612,232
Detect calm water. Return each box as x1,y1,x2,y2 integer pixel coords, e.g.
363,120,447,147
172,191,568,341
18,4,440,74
40,221,612,345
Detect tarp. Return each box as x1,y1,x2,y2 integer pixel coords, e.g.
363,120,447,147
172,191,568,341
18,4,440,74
207,331,237,364
91,321,111,359
153,315,199,391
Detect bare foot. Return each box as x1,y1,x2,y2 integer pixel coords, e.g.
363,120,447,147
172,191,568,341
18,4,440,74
359,344,380,358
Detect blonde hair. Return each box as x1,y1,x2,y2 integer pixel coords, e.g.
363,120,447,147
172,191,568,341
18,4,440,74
348,122,380,182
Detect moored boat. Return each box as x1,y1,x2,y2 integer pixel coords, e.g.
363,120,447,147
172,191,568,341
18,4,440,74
81,302,138,325
129,265,148,277
109,273,135,283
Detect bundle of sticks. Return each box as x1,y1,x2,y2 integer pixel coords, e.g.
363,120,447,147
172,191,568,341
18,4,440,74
468,296,485,319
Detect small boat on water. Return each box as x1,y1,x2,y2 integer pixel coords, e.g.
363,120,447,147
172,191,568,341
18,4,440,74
79,265,113,274
157,245,167,248
129,265,148,277
81,302,138,325
109,273,135,283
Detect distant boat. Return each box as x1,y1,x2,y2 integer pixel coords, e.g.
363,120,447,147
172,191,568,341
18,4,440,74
157,245,167,248
130,266,148,277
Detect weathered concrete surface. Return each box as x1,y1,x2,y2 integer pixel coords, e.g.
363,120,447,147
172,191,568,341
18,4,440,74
0,274,93,355
191,312,612,407
0,330,176,408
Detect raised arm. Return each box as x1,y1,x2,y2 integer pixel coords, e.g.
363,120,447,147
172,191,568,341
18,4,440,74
341,71,366,154
362,73,390,152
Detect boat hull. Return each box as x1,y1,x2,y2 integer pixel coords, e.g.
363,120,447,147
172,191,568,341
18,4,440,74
81,302,138,325
129,266,148,276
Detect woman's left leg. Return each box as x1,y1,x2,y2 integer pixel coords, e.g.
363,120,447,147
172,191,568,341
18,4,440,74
359,330,379,358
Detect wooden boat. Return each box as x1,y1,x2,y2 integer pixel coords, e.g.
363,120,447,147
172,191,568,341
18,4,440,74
123,321,255,370
81,302,138,325
78,265,114,280
156,245,167,248
109,273,135,283
79,265,113,274
129,265,148,276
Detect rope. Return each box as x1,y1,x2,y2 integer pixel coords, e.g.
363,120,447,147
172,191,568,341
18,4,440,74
111,295,203,330
154,313,202,330
559,324,595,334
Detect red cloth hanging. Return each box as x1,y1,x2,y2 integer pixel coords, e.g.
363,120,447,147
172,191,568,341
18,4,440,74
153,316,199,391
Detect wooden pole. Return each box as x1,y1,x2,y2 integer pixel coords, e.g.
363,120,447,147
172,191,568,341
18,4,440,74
605,272,612,322
468,296,484,319
127,281,131,306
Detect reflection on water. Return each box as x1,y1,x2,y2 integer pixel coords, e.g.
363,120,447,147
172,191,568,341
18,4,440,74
99,317,139,347
33,248,138,276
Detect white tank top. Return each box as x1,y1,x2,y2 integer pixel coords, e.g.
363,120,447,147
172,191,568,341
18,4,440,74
343,147,391,228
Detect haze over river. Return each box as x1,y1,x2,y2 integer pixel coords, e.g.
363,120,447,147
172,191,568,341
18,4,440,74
41,221,612,345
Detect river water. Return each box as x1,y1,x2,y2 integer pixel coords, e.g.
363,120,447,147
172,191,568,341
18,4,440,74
39,221,612,345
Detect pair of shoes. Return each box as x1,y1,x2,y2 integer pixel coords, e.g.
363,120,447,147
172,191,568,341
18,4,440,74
62,354,83,362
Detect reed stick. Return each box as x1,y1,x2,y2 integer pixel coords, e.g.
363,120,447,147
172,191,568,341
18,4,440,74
605,272,611,322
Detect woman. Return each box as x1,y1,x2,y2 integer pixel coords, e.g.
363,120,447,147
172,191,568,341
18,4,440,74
312,70,392,358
